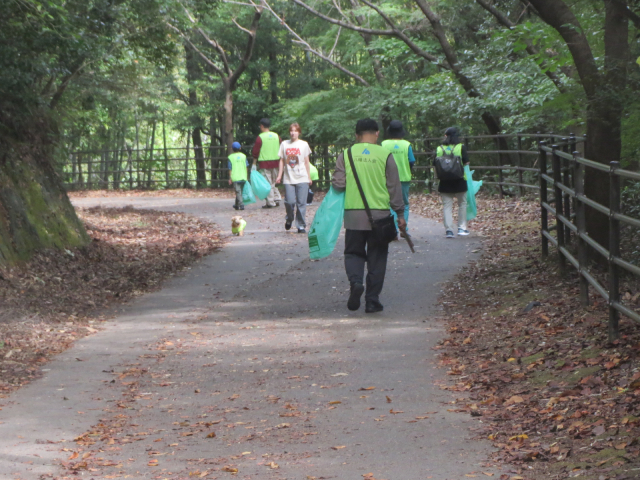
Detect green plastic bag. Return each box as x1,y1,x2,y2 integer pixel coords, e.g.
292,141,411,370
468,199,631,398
242,181,256,205
308,186,345,260
465,165,482,221
250,170,271,200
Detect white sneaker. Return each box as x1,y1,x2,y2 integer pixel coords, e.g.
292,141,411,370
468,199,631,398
458,228,470,236
446,230,454,238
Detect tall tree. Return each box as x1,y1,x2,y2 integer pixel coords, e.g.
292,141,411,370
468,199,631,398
169,4,263,153
526,0,632,245
291,0,511,152
0,0,174,265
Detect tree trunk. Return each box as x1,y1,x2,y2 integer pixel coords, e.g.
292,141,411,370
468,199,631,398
527,0,629,248
192,127,207,189
268,51,279,103
209,110,217,184
223,83,234,155
0,132,89,267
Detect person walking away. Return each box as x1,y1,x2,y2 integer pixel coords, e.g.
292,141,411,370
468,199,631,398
381,120,415,230
307,162,319,205
435,127,470,238
251,118,281,208
332,118,405,313
276,123,312,233
228,141,249,210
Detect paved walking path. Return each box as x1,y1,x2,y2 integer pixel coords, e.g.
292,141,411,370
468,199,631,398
0,195,499,479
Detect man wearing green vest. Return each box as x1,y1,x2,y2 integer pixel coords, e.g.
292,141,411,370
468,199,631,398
228,141,249,210
251,118,282,208
332,119,405,313
381,120,416,229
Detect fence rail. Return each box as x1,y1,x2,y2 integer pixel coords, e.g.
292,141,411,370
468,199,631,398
538,143,640,340
60,133,577,196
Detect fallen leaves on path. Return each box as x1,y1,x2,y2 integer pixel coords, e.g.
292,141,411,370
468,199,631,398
0,206,223,396
411,192,640,479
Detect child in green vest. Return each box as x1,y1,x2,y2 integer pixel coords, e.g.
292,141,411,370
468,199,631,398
228,142,249,210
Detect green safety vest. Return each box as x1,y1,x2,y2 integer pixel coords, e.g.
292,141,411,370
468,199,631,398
381,139,412,182
258,131,280,161
309,164,319,181
436,144,466,180
344,143,391,211
228,152,248,182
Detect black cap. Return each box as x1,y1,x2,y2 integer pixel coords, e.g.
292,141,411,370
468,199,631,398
387,120,406,138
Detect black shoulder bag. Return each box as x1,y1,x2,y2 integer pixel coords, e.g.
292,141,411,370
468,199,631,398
346,147,397,244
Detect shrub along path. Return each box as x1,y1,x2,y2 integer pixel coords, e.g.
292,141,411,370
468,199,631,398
0,190,506,480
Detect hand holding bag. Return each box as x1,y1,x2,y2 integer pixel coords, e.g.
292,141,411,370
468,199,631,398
346,147,397,244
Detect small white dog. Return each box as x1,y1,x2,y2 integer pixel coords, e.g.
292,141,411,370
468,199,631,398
231,216,247,236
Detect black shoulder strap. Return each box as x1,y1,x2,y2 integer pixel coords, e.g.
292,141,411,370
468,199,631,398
346,147,375,228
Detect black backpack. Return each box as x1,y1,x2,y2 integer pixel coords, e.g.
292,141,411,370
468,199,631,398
434,144,464,181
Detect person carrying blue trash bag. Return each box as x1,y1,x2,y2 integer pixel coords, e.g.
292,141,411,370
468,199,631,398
381,120,415,231
228,142,250,210
332,118,405,313
434,126,479,238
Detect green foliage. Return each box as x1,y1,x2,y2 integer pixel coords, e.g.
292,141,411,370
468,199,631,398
5,0,632,179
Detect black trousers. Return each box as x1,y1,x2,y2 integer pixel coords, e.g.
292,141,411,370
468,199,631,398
344,229,389,303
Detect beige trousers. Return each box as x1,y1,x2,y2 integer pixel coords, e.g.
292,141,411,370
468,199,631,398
261,168,282,207
441,192,467,232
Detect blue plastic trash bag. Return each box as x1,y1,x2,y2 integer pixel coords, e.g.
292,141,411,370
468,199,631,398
242,181,256,205
250,170,271,200
308,186,345,260
465,165,482,221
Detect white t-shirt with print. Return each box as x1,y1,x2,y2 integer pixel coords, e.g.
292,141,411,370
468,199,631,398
279,139,311,184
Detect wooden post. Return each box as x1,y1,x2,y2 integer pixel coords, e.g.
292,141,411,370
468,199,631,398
184,135,191,188
87,155,93,190
573,151,589,306
608,161,621,341
77,153,84,188
552,145,566,275
147,118,156,189
516,134,523,198
70,153,77,188
323,145,329,188
127,147,133,190
539,142,548,257
163,112,169,189
426,138,432,193
562,139,571,243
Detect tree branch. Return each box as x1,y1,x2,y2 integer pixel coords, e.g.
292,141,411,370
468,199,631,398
290,0,394,35
179,2,233,75
262,0,370,85
474,0,566,93
167,22,226,77
228,7,263,89
358,0,443,65
527,0,600,99
329,26,342,58
611,0,640,29
49,60,87,110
